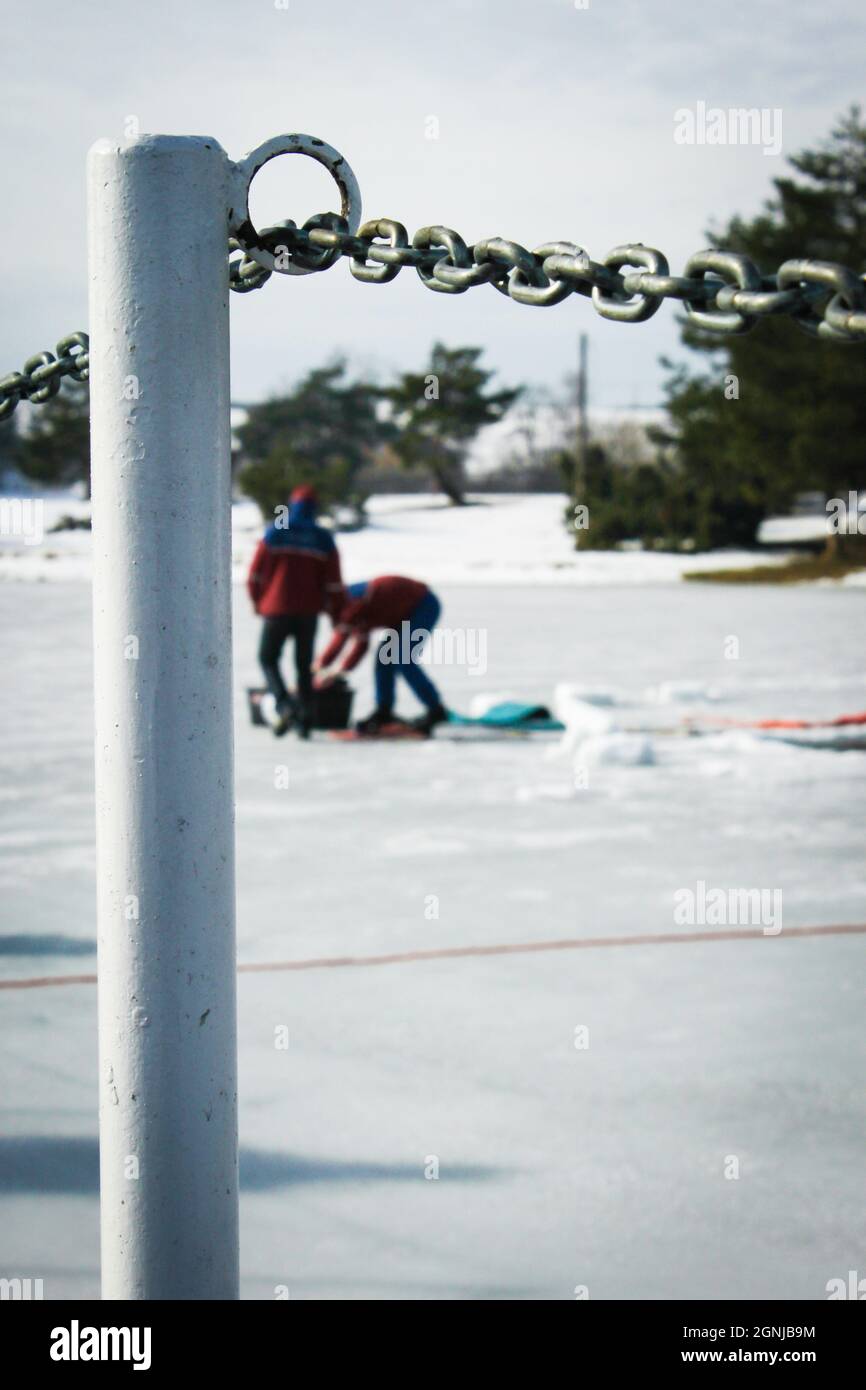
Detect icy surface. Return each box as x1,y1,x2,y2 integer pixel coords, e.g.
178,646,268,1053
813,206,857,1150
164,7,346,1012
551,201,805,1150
1,569,865,1300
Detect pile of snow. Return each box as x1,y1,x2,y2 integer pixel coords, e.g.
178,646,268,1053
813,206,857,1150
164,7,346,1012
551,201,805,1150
758,514,830,544
552,683,617,734
550,683,658,770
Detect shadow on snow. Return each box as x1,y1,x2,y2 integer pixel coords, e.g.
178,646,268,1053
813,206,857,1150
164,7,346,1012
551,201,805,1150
0,1137,503,1195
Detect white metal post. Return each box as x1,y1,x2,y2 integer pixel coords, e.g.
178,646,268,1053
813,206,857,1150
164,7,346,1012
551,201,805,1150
87,135,239,1299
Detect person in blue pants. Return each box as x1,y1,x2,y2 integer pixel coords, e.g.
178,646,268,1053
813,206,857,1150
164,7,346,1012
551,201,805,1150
313,574,449,734
374,587,442,718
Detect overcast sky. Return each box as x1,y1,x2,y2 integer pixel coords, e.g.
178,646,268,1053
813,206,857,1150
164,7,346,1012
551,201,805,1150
4,0,864,417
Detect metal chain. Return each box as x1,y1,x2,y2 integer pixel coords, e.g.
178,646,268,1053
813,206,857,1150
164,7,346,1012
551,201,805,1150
4,216,864,419
230,215,866,344
0,333,90,420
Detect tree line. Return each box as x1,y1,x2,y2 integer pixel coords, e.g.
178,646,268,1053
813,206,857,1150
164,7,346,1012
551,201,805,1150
571,107,866,551
3,110,863,551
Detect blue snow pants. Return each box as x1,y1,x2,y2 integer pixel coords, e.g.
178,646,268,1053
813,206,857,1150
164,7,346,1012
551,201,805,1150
374,590,442,711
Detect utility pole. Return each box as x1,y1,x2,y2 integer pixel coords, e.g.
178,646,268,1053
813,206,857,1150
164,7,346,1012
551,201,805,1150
576,332,589,500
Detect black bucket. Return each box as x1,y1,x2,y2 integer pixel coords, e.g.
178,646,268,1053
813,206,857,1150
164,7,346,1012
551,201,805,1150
247,680,354,731
311,676,354,729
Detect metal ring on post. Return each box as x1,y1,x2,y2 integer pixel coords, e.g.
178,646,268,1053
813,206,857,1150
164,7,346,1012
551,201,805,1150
229,134,361,276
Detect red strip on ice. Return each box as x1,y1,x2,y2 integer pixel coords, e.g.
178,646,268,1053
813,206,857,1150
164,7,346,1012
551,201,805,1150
688,710,866,731
1,922,865,990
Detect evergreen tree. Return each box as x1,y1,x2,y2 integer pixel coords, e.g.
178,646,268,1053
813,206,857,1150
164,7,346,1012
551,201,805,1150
237,361,388,521
16,380,91,496
659,107,866,545
0,411,20,485
385,344,520,505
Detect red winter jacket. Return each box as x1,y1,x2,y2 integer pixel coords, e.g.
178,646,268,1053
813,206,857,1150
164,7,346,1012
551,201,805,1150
247,494,343,618
319,575,429,672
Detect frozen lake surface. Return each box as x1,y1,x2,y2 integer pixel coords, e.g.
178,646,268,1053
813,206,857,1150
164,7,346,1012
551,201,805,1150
1,572,865,1299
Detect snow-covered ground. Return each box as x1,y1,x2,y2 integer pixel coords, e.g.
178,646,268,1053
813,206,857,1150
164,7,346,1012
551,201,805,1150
1,497,865,1300
4,490,863,588
0,491,835,588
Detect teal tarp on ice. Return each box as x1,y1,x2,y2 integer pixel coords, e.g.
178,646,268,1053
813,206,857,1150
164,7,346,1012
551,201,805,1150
448,701,565,732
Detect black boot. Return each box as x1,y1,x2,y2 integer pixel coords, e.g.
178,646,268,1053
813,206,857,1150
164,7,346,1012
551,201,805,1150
411,702,449,736
272,699,296,738
295,700,313,740
355,705,394,735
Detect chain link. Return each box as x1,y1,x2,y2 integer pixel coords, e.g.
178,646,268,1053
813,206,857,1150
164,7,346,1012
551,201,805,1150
0,332,90,421
230,216,866,344
4,214,864,418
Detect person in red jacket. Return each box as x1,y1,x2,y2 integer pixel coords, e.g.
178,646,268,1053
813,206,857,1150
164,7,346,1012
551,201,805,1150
247,485,342,737
313,575,448,735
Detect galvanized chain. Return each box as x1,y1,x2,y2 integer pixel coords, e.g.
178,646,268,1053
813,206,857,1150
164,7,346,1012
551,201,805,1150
0,333,90,420
4,216,864,419
230,215,866,343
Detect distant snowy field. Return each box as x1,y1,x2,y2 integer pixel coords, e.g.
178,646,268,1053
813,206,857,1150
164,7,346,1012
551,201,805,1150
3,490,863,587
1,495,865,1299
0,490,841,587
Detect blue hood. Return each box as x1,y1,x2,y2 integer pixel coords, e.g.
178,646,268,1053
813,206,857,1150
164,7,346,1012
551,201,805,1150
288,496,318,526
